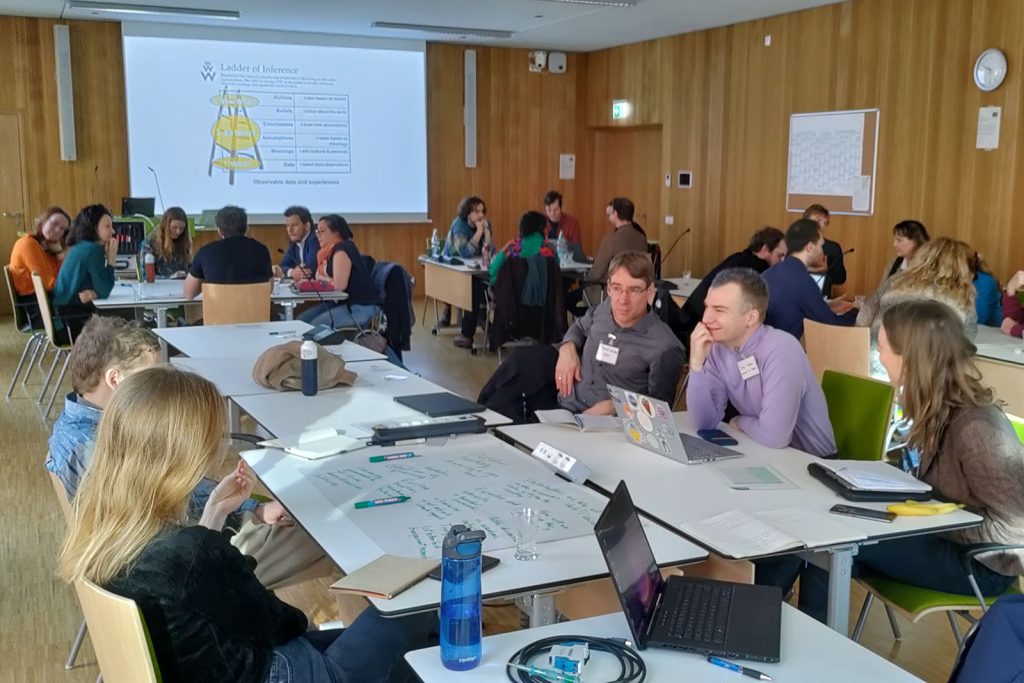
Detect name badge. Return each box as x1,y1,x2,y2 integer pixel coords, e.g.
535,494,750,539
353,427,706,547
737,356,760,380
597,342,620,365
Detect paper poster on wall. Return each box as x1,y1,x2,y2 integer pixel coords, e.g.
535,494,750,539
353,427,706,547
786,109,879,216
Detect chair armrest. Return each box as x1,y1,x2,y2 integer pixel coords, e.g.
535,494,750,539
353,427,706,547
229,432,263,446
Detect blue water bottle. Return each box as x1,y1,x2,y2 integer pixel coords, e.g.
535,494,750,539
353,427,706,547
300,340,318,396
440,524,486,671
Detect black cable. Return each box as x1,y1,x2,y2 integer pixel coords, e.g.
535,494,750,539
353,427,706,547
506,635,646,683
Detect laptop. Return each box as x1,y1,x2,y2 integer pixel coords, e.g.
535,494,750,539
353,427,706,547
595,480,782,662
607,385,743,464
394,392,484,417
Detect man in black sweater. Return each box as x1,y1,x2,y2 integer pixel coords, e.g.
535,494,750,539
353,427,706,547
803,204,847,297
681,226,786,335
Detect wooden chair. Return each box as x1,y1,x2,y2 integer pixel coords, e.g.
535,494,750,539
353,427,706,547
976,357,1024,417
75,579,160,682
31,271,74,418
201,281,272,325
803,318,870,380
47,471,89,672
4,265,47,398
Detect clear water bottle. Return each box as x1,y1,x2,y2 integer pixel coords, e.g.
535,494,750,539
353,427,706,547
143,252,156,283
430,228,441,260
556,231,568,264
440,524,486,671
300,340,318,397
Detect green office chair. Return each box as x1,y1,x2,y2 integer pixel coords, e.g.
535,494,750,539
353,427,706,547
851,413,1024,647
820,370,894,461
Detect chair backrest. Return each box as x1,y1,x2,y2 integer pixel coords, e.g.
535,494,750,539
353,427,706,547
48,470,74,522
31,271,62,345
74,579,160,683
976,357,1024,417
821,370,894,460
201,281,272,325
804,319,871,380
490,255,566,348
1007,414,1024,445
4,265,32,330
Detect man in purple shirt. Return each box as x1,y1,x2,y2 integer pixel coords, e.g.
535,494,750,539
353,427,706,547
687,267,836,457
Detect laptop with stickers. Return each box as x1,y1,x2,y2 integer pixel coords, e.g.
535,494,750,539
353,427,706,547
607,385,743,464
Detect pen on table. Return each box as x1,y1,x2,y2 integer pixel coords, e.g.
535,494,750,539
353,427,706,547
707,656,772,681
353,496,410,509
368,452,418,463
268,331,296,336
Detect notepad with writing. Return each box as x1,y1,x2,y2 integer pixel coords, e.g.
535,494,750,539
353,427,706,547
680,508,866,558
330,554,439,599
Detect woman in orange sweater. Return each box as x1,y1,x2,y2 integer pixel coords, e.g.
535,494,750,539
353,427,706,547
9,207,70,325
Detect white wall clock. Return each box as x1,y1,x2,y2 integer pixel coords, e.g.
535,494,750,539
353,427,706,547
974,48,1008,92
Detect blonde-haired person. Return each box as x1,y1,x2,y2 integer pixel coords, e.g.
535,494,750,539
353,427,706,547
779,300,1024,623
139,206,192,278
857,237,978,340
46,315,328,591
60,366,424,683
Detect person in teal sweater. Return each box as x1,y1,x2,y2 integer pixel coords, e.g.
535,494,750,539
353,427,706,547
53,204,118,339
489,211,555,284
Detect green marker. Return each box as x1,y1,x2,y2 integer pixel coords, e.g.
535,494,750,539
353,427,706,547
368,452,418,463
354,496,410,509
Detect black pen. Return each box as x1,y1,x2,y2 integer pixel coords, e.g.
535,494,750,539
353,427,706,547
707,655,773,681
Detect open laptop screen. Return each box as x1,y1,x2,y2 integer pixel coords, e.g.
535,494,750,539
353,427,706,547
594,480,665,645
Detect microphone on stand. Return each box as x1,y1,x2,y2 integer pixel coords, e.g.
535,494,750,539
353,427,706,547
826,247,855,274
279,248,335,328
658,227,692,290
146,166,165,213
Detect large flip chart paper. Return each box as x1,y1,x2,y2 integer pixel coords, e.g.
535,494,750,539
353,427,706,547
308,449,606,558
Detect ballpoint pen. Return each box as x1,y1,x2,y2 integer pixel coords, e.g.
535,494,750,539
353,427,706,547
707,655,772,681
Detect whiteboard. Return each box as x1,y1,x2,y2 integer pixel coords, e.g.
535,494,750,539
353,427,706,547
786,109,879,216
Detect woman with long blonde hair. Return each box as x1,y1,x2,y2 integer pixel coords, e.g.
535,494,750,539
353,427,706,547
60,366,422,683
858,236,977,339
139,206,191,278
781,300,1024,623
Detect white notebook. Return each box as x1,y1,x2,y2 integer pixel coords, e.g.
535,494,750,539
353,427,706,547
680,508,866,558
260,428,366,460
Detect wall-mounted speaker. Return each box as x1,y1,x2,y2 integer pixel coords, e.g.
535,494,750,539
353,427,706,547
54,24,77,161
464,49,477,169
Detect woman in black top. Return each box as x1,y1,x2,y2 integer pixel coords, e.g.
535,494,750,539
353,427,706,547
299,214,380,330
59,366,422,682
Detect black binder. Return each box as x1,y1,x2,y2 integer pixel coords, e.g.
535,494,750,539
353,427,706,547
808,462,933,502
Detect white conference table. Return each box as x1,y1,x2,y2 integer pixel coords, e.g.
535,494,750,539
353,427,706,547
93,279,348,327
406,607,922,683
157,320,385,361
497,414,982,634
975,324,1024,365
241,434,706,622
234,359,512,436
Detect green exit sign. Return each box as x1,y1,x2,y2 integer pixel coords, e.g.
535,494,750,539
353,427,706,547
611,99,631,120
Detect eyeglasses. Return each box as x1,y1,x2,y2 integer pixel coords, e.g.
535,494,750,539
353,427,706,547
607,283,649,298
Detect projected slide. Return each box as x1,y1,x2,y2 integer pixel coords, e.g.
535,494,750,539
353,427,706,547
123,27,427,219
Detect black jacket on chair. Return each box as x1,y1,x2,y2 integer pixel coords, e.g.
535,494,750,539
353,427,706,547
489,255,566,351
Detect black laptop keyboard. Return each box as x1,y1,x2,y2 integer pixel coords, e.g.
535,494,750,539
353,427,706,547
662,582,734,644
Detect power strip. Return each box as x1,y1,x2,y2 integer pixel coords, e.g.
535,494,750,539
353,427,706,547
370,414,485,445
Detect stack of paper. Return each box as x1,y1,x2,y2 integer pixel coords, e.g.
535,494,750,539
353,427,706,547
680,508,867,558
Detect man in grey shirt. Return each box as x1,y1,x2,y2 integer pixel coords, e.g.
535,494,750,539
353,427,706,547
555,251,685,414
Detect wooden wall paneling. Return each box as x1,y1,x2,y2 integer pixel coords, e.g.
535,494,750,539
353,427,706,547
587,127,663,249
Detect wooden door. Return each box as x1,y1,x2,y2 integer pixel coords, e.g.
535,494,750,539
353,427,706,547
586,127,663,253
0,111,28,315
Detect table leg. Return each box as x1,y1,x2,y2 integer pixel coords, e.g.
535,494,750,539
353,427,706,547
281,303,296,321
517,594,557,628
228,399,241,433
801,544,859,634
157,307,169,328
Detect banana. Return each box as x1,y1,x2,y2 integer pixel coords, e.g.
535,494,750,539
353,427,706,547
887,500,964,516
